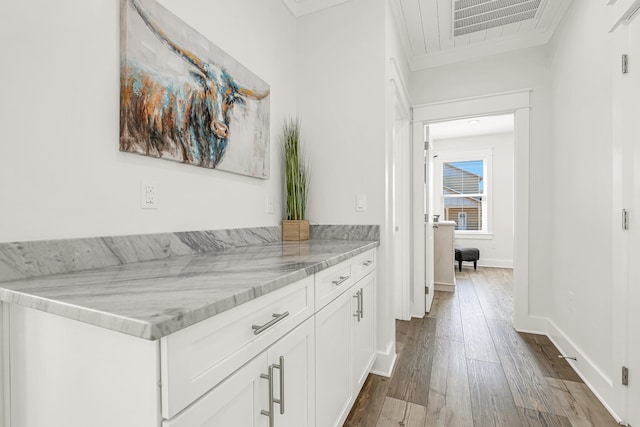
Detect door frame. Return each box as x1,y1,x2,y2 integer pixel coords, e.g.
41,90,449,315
389,58,412,321
410,90,533,330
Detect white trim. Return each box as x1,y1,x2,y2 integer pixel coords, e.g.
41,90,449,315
609,0,640,31
411,121,428,318
477,259,513,269
413,90,532,115
512,316,623,424
434,283,455,292
513,315,550,335
390,58,412,322
546,321,623,423
390,58,412,110
370,340,397,377
280,0,352,17
434,147,493,234
412,90,531,332
453,259,513,269
455,232,494,240
409,31,553,71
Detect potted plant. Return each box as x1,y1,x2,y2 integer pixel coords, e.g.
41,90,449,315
282,118,309,240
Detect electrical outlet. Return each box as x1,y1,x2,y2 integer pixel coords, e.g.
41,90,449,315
141,181,158,209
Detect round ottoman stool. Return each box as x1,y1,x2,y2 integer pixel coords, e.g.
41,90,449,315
455,248,480,272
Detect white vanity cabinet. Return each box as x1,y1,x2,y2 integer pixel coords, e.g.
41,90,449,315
351,272,375,392
315,250,377,427
3,247,377,427
315,286,355,427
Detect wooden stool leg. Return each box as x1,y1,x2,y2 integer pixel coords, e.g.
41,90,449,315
458,260,462,272
473,261,477,270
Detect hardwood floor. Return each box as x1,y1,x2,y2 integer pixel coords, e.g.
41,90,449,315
344,268,618,427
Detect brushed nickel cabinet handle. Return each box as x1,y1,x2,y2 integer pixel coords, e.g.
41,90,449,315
252,312,290,335
260,365,275,427
273,356,285,414
359,288,364,319
353,290,362,322
332,276,350,286
362,260,374,267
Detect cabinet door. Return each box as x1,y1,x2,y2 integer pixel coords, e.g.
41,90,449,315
315,290,353,427
351,273,376,392
163,353,269,427
268,317,315,427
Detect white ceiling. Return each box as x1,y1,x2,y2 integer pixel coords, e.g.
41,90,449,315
429,114,514,140
281,0,571,70
390,0,572,70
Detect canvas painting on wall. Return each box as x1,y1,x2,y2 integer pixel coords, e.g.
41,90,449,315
120,0,271,179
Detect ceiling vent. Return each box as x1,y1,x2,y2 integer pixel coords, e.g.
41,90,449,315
453,0,543,37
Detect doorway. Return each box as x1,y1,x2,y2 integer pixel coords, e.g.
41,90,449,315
428,114,515,273
410,90,533,332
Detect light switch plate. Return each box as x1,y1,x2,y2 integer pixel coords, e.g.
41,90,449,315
356,194,367,212
266,195,274,214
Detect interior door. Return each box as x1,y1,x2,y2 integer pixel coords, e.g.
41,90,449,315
625,12,640,426
424,126,435,312
412,121,435,316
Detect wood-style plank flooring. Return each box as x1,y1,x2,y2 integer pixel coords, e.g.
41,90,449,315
344,268,618,427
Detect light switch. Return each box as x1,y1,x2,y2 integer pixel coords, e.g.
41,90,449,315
356,194,367,212
266,195,274,214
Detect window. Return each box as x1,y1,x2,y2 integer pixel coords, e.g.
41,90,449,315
457,211,468,230
436,149,491,234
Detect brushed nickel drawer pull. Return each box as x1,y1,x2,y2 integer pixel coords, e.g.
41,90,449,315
362,260,374,267
359,288,364,319
353,291,361,322
252,312,290,335
273,356,285,414
260,365,275,427
332,276,350,286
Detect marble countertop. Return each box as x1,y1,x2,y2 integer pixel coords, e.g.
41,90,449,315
0,239,378,340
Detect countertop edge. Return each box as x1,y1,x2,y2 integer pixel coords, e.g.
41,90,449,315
0,240,380,340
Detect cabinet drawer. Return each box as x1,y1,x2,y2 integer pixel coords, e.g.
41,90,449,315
351,250,376,283
315,260,354,310
160,276,314,419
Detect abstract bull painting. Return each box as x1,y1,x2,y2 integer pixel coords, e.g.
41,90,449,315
120,0,271,178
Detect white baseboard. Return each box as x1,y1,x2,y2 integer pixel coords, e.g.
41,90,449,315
545,320,622,422
477,259,513,268
371,341,397,378
514,315,622,424
434,283,455,292
513,314,549,335
452,259,514,269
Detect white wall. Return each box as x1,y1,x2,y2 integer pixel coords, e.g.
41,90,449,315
433,132,514,268
297,0,404,373
296,0,386,227
0,0,297,243
410,46,553,318
546,0,617,412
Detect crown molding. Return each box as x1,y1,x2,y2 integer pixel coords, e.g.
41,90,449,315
281,0,352,17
